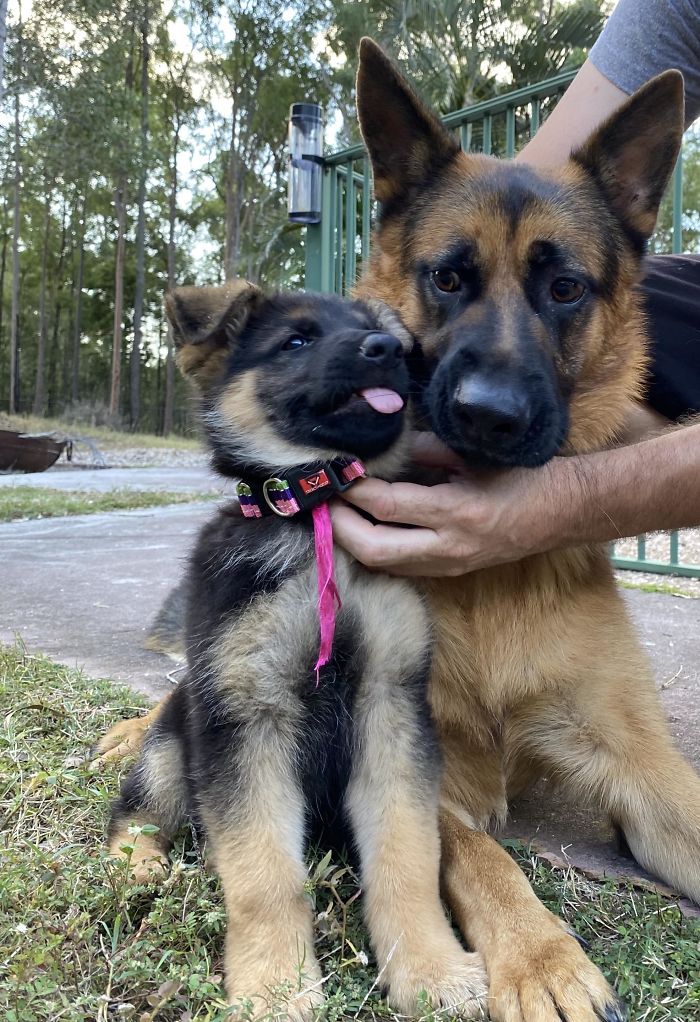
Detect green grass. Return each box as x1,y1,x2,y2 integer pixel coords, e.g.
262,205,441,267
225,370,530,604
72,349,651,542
1,644,698,1022
618,579,699,598
0,486,218,522
0,413,200,451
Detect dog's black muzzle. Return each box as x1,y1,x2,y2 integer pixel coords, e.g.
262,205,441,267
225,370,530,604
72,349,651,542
306,328,409,415
294,327,410,462
425,348,569,469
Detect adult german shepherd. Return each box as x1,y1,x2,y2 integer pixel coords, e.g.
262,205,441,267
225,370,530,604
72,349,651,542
98,40,700,1022
353,39,700,1021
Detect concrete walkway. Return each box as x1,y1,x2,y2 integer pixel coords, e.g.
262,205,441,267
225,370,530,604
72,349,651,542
0,504,210,695
0,465,225,494
1,497,698,908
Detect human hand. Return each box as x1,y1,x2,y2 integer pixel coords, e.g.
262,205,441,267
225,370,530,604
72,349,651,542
331,434,566,576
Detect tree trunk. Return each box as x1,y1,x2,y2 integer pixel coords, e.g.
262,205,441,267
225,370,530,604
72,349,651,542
62,209,75,404
163,119,180,436
155,312,162,433
9,66,21,413
71,194,86,404
32,184,53,416
0,0,9,105
130,0,149,429
110,13,135,422
47,203,67,415
47,305,62,416
109,180,127,420
0,198,9,362
224,104,240,280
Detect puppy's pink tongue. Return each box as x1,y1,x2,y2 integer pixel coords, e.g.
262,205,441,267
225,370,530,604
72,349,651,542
359,388,404,414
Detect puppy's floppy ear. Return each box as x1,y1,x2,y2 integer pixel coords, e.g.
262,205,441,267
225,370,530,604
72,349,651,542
571,70,684,249
356,37,460,211
165,280,263,390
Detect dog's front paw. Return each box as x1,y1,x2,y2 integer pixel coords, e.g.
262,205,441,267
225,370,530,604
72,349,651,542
107,825,169,884
488,925,625,1022
91,711,155,766
385,945,488,1018
229,982,324,1022
226,957,324,1022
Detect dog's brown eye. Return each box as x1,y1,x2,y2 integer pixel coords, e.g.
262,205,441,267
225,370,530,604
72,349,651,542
282,336,310,351
432,268,462,294
551,278,585,304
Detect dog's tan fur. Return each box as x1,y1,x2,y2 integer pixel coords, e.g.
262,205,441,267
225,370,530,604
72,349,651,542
197,702,325,1022
351,38,700,1022
95,699,167,765
97,41,700,1022
202,553,487,1016
106,286,490,1019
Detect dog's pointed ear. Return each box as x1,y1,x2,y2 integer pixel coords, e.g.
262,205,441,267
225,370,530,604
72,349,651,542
165,280,263,390
356,37,460,208
571,70,684,246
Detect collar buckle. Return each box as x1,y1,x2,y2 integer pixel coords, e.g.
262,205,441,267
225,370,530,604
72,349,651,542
261,477,300,517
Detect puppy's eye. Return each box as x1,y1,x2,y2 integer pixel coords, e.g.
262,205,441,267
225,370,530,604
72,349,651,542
432,268,462,294
282,336,310,351
551,278,585,304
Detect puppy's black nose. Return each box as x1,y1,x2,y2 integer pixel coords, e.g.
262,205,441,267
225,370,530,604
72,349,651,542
359,332,404,366
453,377,532,442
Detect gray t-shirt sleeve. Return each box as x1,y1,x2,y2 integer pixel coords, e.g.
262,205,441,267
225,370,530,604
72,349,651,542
589,0,700,126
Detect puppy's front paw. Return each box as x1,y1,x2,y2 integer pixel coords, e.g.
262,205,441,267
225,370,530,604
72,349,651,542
229,981,324,1022
385,944,488,1018
226,953,324,1022
107,826,169,883
91,712,154,766
488,924,625,1022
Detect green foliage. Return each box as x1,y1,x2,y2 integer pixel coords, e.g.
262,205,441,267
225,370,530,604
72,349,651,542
0,0,195,429
2,645,699,1021
195,0,333,284
655,132,700,255
325,0,610,141
0,0,615,430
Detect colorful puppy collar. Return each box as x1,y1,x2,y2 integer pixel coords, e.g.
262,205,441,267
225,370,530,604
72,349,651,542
236,457,365,518
235,456,366,685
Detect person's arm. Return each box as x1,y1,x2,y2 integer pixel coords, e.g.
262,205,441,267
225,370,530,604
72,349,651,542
518,0,700,170
330,424,700,577
516,59,628,168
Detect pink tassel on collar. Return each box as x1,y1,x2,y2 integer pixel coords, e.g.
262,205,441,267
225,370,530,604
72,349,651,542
312,502,341,685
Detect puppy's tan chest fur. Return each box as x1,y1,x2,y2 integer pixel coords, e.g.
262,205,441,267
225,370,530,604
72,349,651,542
211,535,430,715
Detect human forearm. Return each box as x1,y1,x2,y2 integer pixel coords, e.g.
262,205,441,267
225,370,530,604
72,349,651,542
330,426,700,577
518,0,700,171
515,59,627,168
552,422,700,548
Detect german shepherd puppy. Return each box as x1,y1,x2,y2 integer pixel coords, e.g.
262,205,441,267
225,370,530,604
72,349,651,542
107,284,488,1019
352,39,700,1022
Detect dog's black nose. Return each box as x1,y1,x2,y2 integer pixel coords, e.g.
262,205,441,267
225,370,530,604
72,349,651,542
359,333,404,366
453,377,532,442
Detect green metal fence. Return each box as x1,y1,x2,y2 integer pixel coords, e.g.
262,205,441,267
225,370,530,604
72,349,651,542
303,71,699,579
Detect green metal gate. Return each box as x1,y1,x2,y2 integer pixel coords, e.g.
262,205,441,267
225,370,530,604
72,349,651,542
303,72,698,579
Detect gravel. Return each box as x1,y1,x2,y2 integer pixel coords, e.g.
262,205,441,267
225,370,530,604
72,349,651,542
63,442,209,470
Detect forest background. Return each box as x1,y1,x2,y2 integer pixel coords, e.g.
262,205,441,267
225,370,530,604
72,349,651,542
2,0,694,436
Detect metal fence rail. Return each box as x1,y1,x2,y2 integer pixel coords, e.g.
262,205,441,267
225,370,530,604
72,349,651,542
304,71,698,579
611,536,700,578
